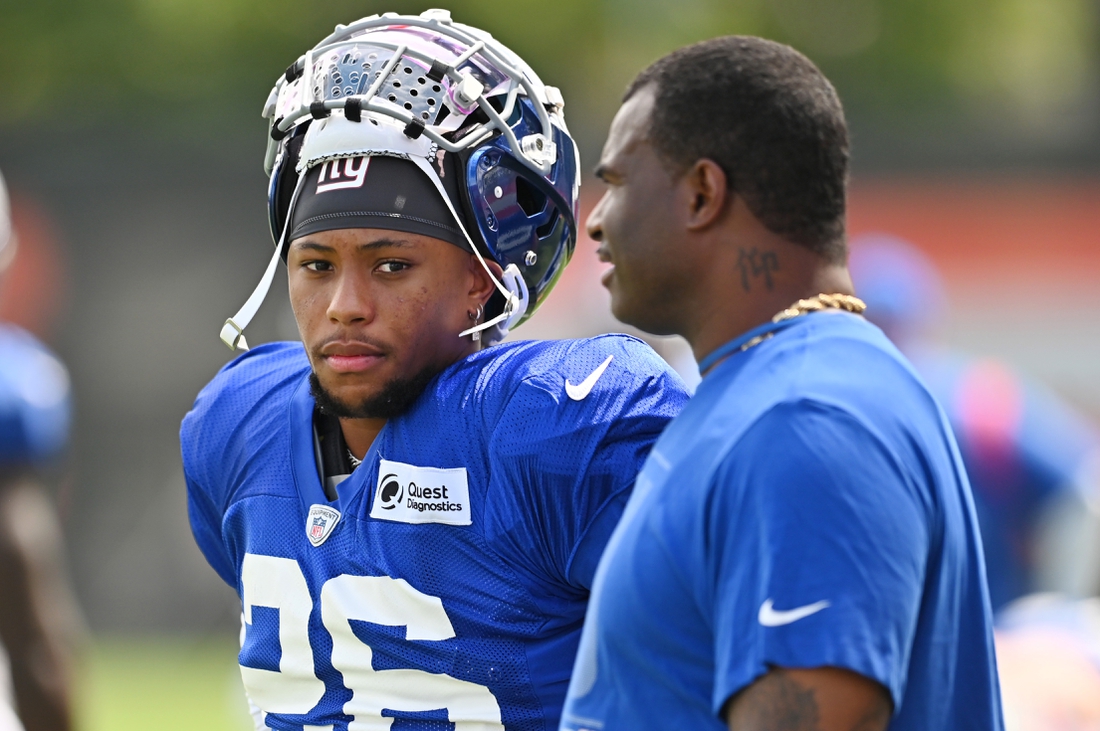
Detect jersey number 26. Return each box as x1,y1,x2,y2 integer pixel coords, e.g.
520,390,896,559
240,553,504,730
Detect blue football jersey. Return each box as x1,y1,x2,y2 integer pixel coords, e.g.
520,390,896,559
181,336,688,731
562,312,1003,730
0,324,70,466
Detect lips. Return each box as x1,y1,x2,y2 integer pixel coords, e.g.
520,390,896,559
596,245,615,287
600,266,616,288
325,354,383,372
319,341,385,373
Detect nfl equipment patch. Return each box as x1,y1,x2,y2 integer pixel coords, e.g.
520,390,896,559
305,504,341,547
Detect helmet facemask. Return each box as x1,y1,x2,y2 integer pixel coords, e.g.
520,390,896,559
220,10,580,351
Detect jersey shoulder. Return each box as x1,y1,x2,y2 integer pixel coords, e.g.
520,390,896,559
701,314,951,488
728,315,961,510
778,313,940,423
181,342,309,502
0,324,70,464
485,334,688,420
478,335,690,458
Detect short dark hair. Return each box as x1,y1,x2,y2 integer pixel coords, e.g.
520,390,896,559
625,36,849,261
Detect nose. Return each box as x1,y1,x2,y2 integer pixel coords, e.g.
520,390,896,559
586,192,607,243
326,267,375,325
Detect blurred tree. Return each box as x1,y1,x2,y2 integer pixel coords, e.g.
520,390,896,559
0,0,1096,164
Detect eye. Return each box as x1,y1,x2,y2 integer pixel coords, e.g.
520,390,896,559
376,260,411,274
303,260,334,272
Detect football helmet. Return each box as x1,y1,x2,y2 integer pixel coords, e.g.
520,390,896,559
221,9,581,350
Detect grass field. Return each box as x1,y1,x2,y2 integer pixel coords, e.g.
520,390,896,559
77,636,252,731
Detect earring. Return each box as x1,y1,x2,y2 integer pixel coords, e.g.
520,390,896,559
468,304,484,342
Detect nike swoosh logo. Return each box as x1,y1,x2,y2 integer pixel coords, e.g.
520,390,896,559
565,355,614,401
758,598,830,627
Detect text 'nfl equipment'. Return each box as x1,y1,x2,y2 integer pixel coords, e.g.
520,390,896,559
221,9,581,350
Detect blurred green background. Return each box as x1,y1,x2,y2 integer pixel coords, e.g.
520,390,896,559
3,0,1098,168
1,1,1099,727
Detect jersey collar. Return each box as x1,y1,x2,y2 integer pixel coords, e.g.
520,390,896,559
288,374,384,514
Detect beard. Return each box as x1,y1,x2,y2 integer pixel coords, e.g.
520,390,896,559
309,364,440,420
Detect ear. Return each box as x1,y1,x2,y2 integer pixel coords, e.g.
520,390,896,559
467,255,503,306
683,159,729,232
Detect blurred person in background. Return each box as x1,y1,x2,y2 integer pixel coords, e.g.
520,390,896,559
849,234,1100,611
0,169,79,730
182,12,687,730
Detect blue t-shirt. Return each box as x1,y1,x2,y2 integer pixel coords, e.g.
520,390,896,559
181,336,688,731
562,312,1003,731
0,324,70,466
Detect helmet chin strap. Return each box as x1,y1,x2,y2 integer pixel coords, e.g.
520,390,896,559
219,173,308,351
219,154,526,351
480,264,529,342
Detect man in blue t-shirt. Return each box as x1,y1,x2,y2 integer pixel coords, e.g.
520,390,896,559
562,37,1003,730
181,14,688,731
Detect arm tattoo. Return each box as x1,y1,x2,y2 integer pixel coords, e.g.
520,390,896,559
729,671,820,731
736,247,779,291
726,670,892,731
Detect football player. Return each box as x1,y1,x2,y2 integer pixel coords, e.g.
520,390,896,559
562,37,1002,730
0,169,77,731
181,11,688,731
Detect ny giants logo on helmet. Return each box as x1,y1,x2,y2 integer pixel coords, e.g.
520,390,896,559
316,157,371,193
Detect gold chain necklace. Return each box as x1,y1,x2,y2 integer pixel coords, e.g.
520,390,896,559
739,293,866,352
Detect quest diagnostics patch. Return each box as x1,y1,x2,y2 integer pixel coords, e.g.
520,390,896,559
369,459,471,526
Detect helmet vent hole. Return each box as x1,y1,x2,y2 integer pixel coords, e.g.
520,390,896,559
422,112,430,119
535,215,559,239
427,98,436,106
409,89,418,97
404,67,413,74
393,81,401,88
432,85,442,92
515,177,547,217
418,77,426,85
404,102,413,110
388,94,397,102
370,119,379,126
